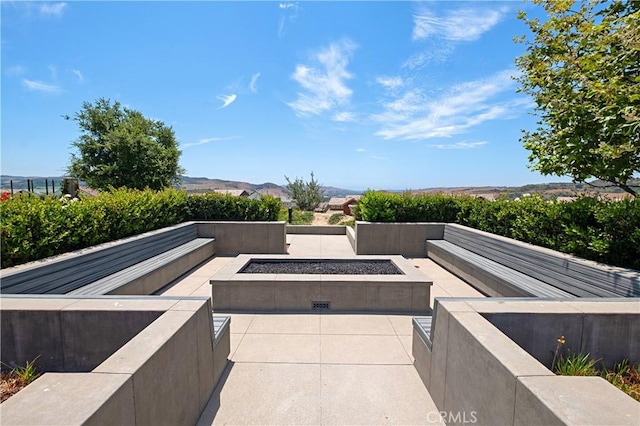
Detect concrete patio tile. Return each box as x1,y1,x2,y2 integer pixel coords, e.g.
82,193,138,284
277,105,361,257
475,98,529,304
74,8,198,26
246,314,320,335
321,335,412,365
321,365,445,425
233,334,321,363
161,276,208,296
321,314,395,335
387,315,414,336
221,314,254,334
198,362,321,426
436,277,486,298
397,334,414,362
189,282,213,298
230,333,244,358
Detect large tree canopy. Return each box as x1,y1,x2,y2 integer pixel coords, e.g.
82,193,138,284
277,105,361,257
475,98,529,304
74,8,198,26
67,98,184,191
515,0,639,196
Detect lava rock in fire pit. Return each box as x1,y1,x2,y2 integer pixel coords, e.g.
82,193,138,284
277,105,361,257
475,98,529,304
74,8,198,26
240,260,402,275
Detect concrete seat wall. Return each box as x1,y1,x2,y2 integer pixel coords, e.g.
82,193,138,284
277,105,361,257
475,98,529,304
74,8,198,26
0,296,231,426
412,298,640,425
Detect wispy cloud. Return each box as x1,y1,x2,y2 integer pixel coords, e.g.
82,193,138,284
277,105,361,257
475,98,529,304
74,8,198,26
376,76,404,90
217,94,237,109
278,2,299,39
39,2,67,18
412,6,507,42
430,141,488,150
22,79,62,93
373,69,524,141
332,111,356,122
183,136,240,149
249,72,261,94
288,39,357,116
5,65,26,77
48,65,57,80
356,148,366,152
72,69,84,82
402,45,454,70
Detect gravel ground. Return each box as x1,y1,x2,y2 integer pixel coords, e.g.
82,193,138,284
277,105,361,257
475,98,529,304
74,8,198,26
240,260,402,275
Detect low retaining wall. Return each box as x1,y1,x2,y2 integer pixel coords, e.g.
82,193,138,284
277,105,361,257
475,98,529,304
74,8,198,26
286,225,346,235
196,221,286,255
413,298,640,425
355,222,445,257
0,296,230,426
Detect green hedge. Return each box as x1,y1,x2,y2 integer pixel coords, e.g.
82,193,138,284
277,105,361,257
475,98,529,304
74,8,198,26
356,191,640,270
0,189,281,268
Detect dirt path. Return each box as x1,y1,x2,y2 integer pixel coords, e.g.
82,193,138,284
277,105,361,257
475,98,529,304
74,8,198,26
312,211,334,225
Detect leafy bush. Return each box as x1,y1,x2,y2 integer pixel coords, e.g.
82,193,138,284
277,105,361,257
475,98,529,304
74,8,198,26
328,213,345,225
356,191,640,270
1,189,281,268
277,207,313,225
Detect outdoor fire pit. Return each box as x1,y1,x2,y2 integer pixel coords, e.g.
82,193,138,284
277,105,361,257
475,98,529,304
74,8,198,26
210,255,432,312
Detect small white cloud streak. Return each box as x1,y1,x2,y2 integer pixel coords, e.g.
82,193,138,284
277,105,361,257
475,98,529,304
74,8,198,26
372,69,524,141
39,2,67,17
332,112,356,122
278,2,299,39
412,6,506,42
288,39,357,116
22,79,62,93
72,69,84,82
217,94,237,109
250,73,260,94
183,136,240,149
279,3,295,9
48,65,57,80
402,44,454,70
430,141,487,150
5,65,26,76
376,76,403,90
356,148,366,152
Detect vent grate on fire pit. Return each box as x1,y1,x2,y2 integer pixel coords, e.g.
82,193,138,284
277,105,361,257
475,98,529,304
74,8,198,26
312,301,331,311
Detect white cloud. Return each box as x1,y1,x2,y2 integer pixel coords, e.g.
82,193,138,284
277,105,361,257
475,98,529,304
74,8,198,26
22,79,62,93
356,148,366,152
217,94,237,109
430,141,488,150
183,136,240,149
372,69,523,141
249,72,261,94
288,39,357,116
412,6,506,42
376,76,403,90
39,2,67,17
72,69,84,82
5,65,26,76
48,65,57,80
402,45,454,70
332,111,356,122
278,2,299,39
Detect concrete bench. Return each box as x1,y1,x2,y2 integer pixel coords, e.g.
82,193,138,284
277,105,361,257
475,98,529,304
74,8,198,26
427,223,639,298
0,223,215,296
412,298,640,425
0,297,232,426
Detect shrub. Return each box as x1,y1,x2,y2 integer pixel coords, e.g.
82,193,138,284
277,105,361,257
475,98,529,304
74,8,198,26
0,189,281,268
355,191,640,270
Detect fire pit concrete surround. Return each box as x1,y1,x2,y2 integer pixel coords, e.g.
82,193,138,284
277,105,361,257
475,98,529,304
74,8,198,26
210,255,432,312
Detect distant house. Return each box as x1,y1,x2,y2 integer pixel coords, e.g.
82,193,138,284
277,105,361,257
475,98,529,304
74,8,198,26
212,189,250,197
327,197,358,215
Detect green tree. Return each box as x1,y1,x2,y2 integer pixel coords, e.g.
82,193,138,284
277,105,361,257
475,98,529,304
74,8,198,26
515,0,639,196
284,172,325,211
66,98,185,191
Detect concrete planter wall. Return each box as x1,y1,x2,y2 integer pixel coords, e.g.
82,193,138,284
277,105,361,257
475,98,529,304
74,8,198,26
0,296,230,426
355,222,445,257
196,221,286,255
413,298,640,425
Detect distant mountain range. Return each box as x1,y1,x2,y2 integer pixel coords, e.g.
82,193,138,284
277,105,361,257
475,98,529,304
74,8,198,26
1,175,637,200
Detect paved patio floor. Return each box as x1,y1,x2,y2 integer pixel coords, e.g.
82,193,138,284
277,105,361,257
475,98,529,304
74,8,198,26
160,232,484,425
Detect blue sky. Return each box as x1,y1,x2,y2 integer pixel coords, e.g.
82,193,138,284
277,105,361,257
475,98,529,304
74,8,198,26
1,1,565,191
